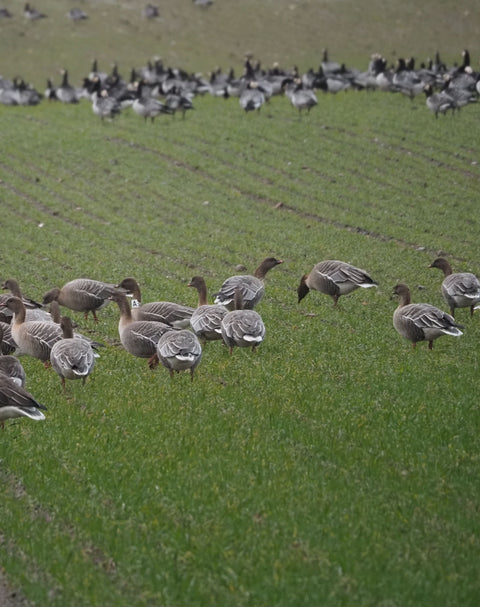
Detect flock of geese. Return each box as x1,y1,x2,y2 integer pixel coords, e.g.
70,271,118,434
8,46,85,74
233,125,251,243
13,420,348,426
0,48,479,117
0,255,479,428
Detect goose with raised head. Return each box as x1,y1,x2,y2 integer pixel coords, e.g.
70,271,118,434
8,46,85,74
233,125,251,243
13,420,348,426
156,329,202,380
392,283,463,349
214,257,283,310
24,3,46,20
56,69,78,104
2,278,52,322
115,277,194,327
298,260,378,306
429,258,480,317
283,78,318,113
109,290,172,368
0,325,26,387
188,276,228,341
90,78,122,120
220,289,265,355
0,297,63,365
239,81,266,112
50,316,96,393
43,278,116,322
0,374,46,429
132,80,173,122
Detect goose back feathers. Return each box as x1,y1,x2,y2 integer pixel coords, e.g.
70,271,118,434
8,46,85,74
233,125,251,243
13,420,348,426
0,374,46,428
188,276,228,341
429,258,480,317
156,329,202,380
221,290,266,354
43,278,116,321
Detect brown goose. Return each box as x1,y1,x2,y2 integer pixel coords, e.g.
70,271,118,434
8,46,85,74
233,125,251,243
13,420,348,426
429,258,480,317
187,276,228,342
298,260,378,306
115,277,194,328
42,278,116,322
0,374,46,429
214,257,283,310
156,329,202,380
50,316,96,393
1,279,52,323
0,297,64,365
0,325,26,387
0,321,17,355
109,290,172,368
220,289,266,355
392,283,463,350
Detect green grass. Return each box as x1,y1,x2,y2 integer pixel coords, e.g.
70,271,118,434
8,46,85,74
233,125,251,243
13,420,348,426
1,3,480,605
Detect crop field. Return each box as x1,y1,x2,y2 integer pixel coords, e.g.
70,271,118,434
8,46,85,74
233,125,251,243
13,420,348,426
1,1,480,606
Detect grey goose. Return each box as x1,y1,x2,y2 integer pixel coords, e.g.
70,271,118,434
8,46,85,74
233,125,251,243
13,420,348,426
0,374,46,429
220,289,265,355
43,278,116,322
188,276,228,342
156,330,202,380
429,258,480,317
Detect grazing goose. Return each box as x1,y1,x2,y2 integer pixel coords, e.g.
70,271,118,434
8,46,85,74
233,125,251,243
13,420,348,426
109,290,172,369
143,4,159,19
0,8,12,18
24,3,46,20
90,78,122,121
132,80,173,122
239,81,266,112
392,283,463,350
424,84,455,118
50,316,96,393
156,330,202,380
221,289,266,355
188,276,228,341
0,297,64,365
298,260,378,306
115,277,194,327
214,257,283,310
0,322,17,355
0,325,26,387
67,8,88,21
429,258,480,317
2,278,52,323
43,278,116,322
0,374,46,429
283,78,318,113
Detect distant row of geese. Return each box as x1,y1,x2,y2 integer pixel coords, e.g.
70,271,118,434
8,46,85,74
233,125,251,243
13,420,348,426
1,255,479,428
0,49,479,117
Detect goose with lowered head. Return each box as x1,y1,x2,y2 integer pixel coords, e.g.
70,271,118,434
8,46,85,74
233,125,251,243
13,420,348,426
0,374,46,429
220,289,265,355
156,329,202,381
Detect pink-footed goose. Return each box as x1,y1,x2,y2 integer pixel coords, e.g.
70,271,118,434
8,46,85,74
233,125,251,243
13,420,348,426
0,325,26,387
43,278,116,322
0,374,46,429
220,289,266,355
188,276,228,342
392,283,463,350
156,329,202,381
429,258,480,317
1,278,52,323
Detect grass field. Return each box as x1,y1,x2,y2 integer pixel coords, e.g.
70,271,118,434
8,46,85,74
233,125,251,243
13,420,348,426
1,2,480,606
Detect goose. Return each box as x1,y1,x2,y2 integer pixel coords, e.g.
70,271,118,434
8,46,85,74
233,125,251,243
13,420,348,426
43,278,116,322
0,325,26,387
165,88,195,118
55,69,78,104
50,316,96,393
67,8,88,21
214,257,283,310
156,329,202,380
392,283,463,349
109,290,172,369
2,278,52,323
429,258,480,317
321,48,342,76
283,78,318,113
239,81,266,112
221,289,265,355
0,374,46,429
424,84,455,118
0,322,17,355
298,260,378,306
90,78,122,121
0,8,12,18
115,277,194,327
132,80,173,122
143,4,159,18
187,276,228,341
24,3,46,20
48,300,105,351
0,297,64,365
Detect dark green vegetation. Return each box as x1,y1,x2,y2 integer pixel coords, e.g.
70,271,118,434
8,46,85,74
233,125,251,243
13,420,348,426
1,1,480,606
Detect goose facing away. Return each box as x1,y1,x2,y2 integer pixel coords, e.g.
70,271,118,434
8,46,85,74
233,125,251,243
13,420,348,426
0,325,26,387
0,374,46,429
429,258,480,317
392,283,463,350
43,278,116,322
214,257,283,310
109,290,172,368
49,316,96,393
156,330,202,380
1,297,64,365
221,289,266,355
188,276,228,341
115,277,194,327
298,260,378,306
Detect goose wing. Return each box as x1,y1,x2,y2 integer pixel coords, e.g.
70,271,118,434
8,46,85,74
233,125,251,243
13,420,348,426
443,273,480,299
214,275,263,306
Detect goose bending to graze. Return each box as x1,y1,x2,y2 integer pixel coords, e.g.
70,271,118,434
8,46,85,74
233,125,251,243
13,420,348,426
214,257,283,310
188,276,228,341
43,278,116,322
50,317,96,393
0,374,46,429
156,330,202,380
0,297,64,365
221,289,265,355
239,81,266,112
115,277,194,327
392,283,463,350
429,258,480,317
298,260,378,306
2,278,52,323
132,80,173,122
109,290,172,369
0,326,26,387
90,78,122,121
424,84,456,118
